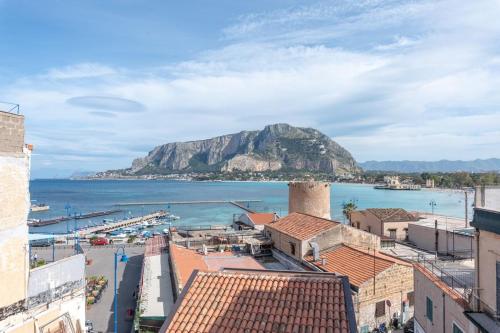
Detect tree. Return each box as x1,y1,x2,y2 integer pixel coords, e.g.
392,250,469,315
342,200,358,224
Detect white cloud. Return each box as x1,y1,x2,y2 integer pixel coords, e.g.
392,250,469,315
3,0,500,177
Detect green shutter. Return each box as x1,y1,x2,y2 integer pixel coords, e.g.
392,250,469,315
426,297,433,322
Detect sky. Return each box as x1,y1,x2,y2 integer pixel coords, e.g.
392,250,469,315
1,0,499,178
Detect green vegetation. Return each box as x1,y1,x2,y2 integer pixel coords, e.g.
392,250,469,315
342,200,358,223
364,171,500,188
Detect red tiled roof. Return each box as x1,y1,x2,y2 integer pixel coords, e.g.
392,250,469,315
247,213,277,225
305,244,411,288
265,212,339,240
161,269,355,333
366,208,418,222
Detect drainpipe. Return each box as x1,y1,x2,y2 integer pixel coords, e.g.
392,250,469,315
474,228,480,311
434,219,439,260
442,292,446,333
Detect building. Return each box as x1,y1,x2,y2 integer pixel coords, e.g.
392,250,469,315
135,236,174,332
0,108,86,332
407,214,474,258
425,179,435,188
350,208,419,240
264,212,339,261
306,244,414,332
159,268,357,333
288,181,331,219
232,212,278,230
465,185,500,332
413,261,477,333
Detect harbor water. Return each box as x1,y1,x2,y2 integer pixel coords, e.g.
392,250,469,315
29,179,471,234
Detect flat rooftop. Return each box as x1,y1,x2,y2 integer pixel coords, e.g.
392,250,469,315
415,213,471,233
140,253,173,318
169,244,266,286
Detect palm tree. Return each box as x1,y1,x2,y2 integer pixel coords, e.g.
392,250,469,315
342,200,358,225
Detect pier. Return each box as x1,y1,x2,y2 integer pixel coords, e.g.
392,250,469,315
113,199,262,206
28,209,123,227
78,211,167,236
229,201,255,213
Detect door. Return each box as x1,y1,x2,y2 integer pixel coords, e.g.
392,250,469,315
497,261,500,313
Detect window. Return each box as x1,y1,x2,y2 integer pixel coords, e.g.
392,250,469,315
375,301,385,317
426,297,433,322
407,292,415,306
367,226,371,233
290,242,296,256
452,323,463,333
388,228,397,239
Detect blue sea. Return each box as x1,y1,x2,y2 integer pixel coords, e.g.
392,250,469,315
29,180,470,234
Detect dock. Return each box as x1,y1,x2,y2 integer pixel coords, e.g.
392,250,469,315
78,211,167,236
28,209,122,227
229,201,255,213
113,200,262,206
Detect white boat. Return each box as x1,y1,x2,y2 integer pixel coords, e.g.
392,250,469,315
162,228,169,235
31,204,50,212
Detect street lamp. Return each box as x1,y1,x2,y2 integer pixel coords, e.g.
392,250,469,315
114,247,128,333
429,200,437,215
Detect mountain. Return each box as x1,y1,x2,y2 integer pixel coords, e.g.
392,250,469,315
129,124,360,175
359,158,500,173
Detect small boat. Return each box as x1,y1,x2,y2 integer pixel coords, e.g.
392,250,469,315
31,203,50,212
162,228,169,235
153,231,161,236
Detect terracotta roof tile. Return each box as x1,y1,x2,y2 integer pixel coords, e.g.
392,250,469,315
305,244,411,288
247,213,277,225
161,269,355,333
366,208,418,222
265,212,339,240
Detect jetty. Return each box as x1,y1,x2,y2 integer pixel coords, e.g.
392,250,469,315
113,199,262,206
229,201,255,213
78,211,167,236
28,209,122,227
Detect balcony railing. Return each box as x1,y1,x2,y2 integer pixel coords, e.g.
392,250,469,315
416,254,474,301
0,101,20,115
27,254,85,309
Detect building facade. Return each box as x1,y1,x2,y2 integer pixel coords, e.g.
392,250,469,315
0,109,85,333
350,208,418,240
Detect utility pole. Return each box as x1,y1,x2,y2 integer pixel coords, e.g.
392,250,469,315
464,190,469,227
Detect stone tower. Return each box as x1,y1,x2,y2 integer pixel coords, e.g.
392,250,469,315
288,181,331,219
0,110,30,309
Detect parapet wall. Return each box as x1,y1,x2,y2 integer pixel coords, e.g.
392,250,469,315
0,111,24,154
288,181,331,219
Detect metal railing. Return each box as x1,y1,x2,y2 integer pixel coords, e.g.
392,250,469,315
0,101,20,114
416,254,474,300
469,294,500,320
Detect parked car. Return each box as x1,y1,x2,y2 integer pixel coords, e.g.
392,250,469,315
90,237,109,246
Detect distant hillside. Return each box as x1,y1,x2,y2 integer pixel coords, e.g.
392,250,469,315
360,158,500,173
126,123,360,175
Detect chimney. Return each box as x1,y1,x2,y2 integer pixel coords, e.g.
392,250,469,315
311,242,320,261
273,213,277,222
202,244,208,256
321,258,327,266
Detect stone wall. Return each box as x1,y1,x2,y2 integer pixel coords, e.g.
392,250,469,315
0,112,30,309
355,263,414,331
0,111,24,154
288,181,331,219
266,228,303,261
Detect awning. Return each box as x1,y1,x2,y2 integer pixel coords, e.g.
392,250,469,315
28,233,55,241
464,311,500,333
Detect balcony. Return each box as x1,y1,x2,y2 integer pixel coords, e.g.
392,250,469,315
465,296,500,333
27,254,85,309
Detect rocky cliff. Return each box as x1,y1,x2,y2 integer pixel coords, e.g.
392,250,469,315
130,124,360,175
